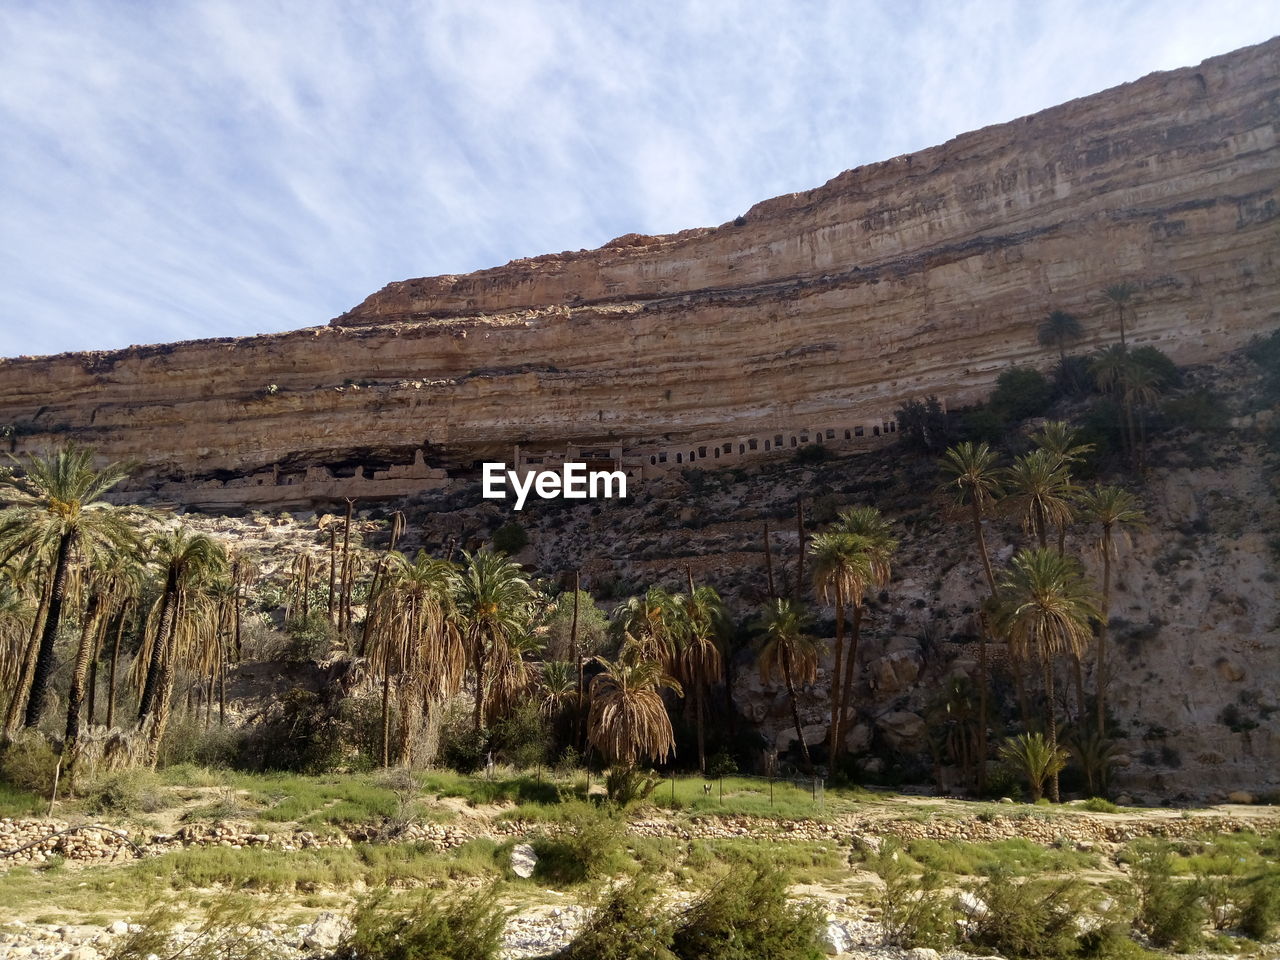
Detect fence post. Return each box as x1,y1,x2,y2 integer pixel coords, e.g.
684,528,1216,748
769,777,774,806
671,775,675,804
719,777,723,804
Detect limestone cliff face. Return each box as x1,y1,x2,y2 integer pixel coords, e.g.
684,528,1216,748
0,38,1277,503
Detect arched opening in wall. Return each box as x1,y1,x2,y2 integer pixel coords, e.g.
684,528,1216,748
764,440,771,450
714,448,720,458
689,451,696,461
659,452,668,463
738,443,745,454
774,434,783,447
844,430,851,440
650,455,656,465
873,426,880,437
790,436,797,447
748,439,758,451
698,446,707,458
676,453,683,463
723,443,732,455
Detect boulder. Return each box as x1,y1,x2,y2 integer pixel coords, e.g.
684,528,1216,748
957,891,989,918
1227,791,1255,805
844,723,872,754
871,650,921,695
301,912,344,952
1215,658,1245,682
877,711,926,751
822,920,849,955
510,842,538,879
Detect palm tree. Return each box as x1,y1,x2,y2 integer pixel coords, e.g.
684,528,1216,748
1031,421,1095,556
453,550,532,732
757,597,821,773
938,441,1003,793
611,587,681,667
1101,283,1136,348
367,550,460,766
1076,485,1145,738
1092,347,1162,468
829,507,895,761
996,548,1100,802
1003,449,1076,550
1038,310,1084,364
587,655,681,771
0,445,134,729
809,530,871,765
676,573,724,775
539,660,578,718
999,732,1068,803
136,528,228,765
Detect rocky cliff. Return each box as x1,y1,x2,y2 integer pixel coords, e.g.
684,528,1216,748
0,38,1277,505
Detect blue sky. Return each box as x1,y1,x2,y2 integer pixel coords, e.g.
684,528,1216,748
1,1,1276,358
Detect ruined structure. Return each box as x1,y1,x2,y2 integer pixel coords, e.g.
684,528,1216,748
0,38,1276,508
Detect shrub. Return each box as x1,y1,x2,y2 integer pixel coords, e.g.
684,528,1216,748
558,874,676,960
439,723,489,775
492,699,551,769
707,751,738,779
1083,797,1120,814
492,521,529,555
990,367,1053,422
86,769,168,816
1162,389,1228,433
1239,871,1280,942
869,839,956,948
0,731,58,796
966,868,1088,958
794,443,830,464
336,887,504,960
1054,355,1095,397
1129,346,1181,389
671,861,826,960
532,805,627,885
281,610,335,662
896,396,952,453
106,893,289,960
1131,842,1206,950
604,766,660,806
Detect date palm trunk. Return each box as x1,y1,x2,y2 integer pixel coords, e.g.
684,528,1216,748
825,581,845,765
781,644,813,774
24,530,76,728
4,576,52,733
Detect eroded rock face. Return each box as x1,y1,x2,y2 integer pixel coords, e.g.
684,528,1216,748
0,39,1276,507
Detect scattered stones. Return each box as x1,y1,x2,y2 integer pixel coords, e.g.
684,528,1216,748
300,912,344,952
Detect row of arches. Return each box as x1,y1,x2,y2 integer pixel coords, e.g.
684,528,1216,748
644,418,899,468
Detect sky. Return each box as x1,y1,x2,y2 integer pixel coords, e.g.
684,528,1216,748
1,1,1277,358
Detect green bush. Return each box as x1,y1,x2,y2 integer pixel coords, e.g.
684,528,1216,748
492,699,551,769
1161,389,1228,433
439,722,489,775
493,521,529,555
990,366,1053,422
1239,871,1280,942
966,869,1089,958
336,887,504,960
105,893,289,960
1129,346,1181,389
1083,797,1120,814
281,610,335,662
793,443,830,464
0,731,59,796
532,805,627,885
558,874,676,960
86,768,169,816
671,861,826,960
1132,842,1206,950
869,839,956,948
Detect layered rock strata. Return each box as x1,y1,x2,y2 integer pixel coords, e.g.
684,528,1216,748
0,38,1276,506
